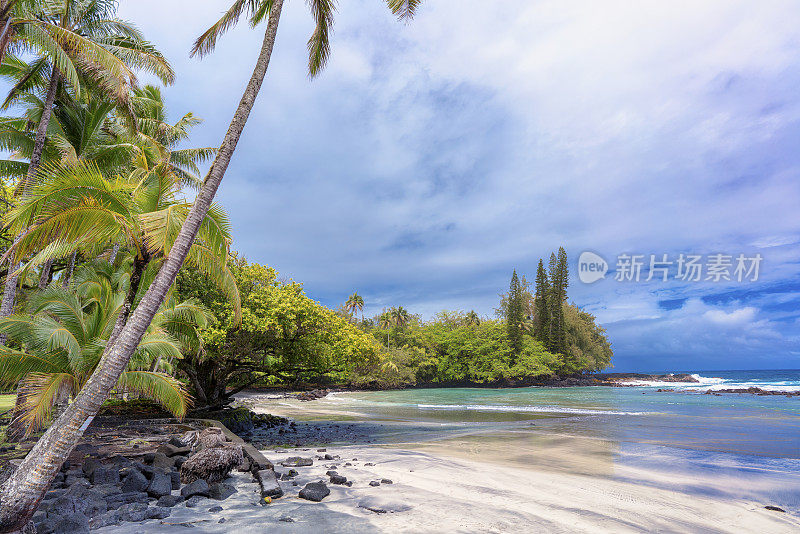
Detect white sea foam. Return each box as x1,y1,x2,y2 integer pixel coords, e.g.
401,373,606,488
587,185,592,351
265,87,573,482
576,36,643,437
415,403,647,416
622,374,800,392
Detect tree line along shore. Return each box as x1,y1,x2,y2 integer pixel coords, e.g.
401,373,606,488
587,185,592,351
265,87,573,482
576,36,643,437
0,0,613,531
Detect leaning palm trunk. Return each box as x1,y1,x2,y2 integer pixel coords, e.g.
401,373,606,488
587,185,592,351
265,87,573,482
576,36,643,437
38,260,53,289
0,67,60,339
61,252,76,288
0,2,284,530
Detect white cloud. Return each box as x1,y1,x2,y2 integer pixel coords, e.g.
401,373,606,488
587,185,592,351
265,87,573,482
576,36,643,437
107,0,800,370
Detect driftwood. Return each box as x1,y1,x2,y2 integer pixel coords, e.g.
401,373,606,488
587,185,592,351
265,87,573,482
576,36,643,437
180,443,244,483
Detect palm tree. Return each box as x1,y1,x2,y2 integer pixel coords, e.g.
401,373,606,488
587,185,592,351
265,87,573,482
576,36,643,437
465,310,480,326
378,310,393,346
0,0,174,327
0,1,45,63
0,275,194,439
345,292,364,323
0,1,420,529
2,83,238,331
391,305,411,329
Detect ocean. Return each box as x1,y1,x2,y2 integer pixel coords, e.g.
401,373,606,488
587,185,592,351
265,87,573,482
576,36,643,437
274,369,800,509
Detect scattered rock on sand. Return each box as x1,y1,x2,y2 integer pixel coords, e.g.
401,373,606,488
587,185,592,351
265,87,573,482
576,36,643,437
280,469,299,480
208,505,223,513
209,482,238,501
185,495,208,508
298,482,330,502
329,474,347,485
254,469,284,499
765,505,786,512
181,479,210,499
381,479,393,484
281,456,313,467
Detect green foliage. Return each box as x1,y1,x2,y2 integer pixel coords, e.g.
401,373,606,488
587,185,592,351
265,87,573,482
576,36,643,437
0,262,195,436
355,310,557,387
562,305,613,373
175,255,379,407
548,247,569,355
534,259,550,348
505,270,525,355
0,394,14,413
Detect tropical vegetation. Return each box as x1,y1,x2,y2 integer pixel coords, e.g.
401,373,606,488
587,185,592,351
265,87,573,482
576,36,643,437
0,1,613,531
0,1,422,529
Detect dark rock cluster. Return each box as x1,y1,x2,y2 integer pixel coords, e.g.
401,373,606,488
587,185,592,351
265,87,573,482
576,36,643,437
31,429,248,533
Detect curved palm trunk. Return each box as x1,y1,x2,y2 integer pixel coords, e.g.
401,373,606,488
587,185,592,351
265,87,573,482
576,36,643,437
0,3,284,530
61,252,76,288
0,67,60,343
38,260,53,289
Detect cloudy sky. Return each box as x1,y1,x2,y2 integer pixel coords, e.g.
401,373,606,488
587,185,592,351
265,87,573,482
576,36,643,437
116,0,800,372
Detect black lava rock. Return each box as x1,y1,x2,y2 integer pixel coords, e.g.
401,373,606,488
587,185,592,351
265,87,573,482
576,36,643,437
185,495,207,508
147,471,172,498
298,482,330,502
329,475,347,485
105,492,149,510
209,482,237,501
280,457,313,467
156,495,185,507
121,469,149,493
181,479,210,499
51,512,89,534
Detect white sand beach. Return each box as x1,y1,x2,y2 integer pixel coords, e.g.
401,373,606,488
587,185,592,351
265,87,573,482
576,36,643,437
96,439,800,534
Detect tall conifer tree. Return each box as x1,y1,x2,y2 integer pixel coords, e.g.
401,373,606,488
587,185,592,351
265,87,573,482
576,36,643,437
552,247,569,356
534,259,551,348
506,270,524,356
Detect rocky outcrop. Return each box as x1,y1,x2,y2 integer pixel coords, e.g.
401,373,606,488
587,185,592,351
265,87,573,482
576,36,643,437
180,444,244,484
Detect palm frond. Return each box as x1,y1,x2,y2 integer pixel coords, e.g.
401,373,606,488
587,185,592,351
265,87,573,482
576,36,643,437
306,0,336,77
191,0,262,58
386,0,422,20
116,370,189,418
17,371,76,436
0,344,69,387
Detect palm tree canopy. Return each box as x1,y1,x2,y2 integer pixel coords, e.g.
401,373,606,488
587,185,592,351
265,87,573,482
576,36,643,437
0,262,202,436
191,0,420,76
4,0,174,114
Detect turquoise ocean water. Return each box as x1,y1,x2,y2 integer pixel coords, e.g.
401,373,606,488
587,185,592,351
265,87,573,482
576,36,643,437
301,370,800,510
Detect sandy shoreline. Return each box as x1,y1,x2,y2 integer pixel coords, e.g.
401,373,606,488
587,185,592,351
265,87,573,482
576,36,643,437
95,441,800,533
87,391,800,533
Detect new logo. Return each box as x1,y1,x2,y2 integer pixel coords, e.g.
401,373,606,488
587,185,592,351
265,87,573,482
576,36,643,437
578,251,608,284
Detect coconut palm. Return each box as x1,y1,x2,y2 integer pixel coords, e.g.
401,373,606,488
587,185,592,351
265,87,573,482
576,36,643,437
0,0,174,328
2,82,235,325
345,292,364,323
0,1,419,528
391,305,411,329
378,310,393,346
6,82,216,286
3,157,241,331
0,283,191,439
